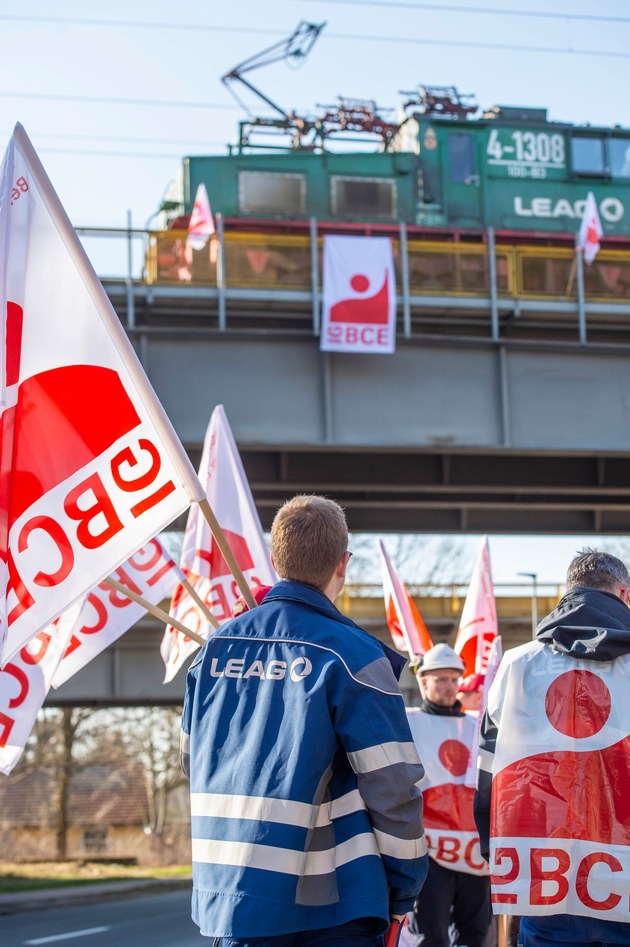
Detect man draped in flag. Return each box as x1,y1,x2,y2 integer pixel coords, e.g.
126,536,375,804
475,549,630,946
378,545,491,947
406,644,491,947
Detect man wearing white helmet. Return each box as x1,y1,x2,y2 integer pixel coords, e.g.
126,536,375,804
406,643,491,947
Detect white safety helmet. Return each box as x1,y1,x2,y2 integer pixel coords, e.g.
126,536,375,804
418,643,465,675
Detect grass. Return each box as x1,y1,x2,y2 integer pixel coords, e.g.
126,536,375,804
0,861,191,894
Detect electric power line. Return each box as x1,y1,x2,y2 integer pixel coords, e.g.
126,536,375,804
0,22,625,69
0,92,238,110
324,30,630,59
297,0,630,25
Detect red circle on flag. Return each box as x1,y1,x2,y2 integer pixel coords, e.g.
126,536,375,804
350,274,370,293
544,669,611,738
438,739,470,776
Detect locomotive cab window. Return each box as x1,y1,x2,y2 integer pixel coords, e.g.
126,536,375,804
571,136,606,176
448,133,475,184
609,139,630,179
238,171,306,215
330,176,397,218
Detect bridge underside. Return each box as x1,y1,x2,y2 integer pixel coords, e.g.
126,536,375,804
236,446,630,534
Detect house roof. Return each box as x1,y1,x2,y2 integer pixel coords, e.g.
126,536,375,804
0,762,150,828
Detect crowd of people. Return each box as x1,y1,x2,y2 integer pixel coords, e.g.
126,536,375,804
181,495,630,947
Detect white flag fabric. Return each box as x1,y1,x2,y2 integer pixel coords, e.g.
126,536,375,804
379,541,433,658
464,634,502,788
187,183,215,252
0,609,76,774
487,642,630,919
161,405,276,682
0,124,204,666
51,538,180,688
406,708,489,876
321,235,396,354
576,191,603,265
454,536,498,679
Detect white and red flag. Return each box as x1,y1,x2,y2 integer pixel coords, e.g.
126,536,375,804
454,536,498,679
487,643,630,919
576,191,603,265
0,606,77,774
321,235,396,355
379,541,433,658
0,124,204,666
464,634,503,788
161,405,276,682
51,538,180,688
187,183,215,252
406,707,489,876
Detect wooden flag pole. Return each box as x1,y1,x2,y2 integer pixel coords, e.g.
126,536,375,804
179,573,220,630
564,251,578,298
497,915,508,947
196,497,257,610
103,577,207,647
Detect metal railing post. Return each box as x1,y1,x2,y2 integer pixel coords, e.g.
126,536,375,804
576,249,587,344
488,226,499,341
400,221,411,338
216,212,226,331
310,217,320,336
125,209,135,330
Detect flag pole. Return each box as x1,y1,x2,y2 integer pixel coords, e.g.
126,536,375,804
179,571,220,630
564,250,578,298
197,498,257,609
103,577,206,646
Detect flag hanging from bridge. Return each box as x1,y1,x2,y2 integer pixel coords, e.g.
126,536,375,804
321,235,396,354
0,124,205,667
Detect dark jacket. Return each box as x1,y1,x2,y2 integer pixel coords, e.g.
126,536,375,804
181,579,429,938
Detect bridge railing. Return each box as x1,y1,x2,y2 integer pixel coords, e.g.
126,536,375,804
77,222,630,343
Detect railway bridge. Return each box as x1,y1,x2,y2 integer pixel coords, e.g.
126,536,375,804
48,223,630,705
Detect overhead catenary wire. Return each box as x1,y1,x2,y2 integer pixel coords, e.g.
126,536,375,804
1,14,629,61
297,0,630,26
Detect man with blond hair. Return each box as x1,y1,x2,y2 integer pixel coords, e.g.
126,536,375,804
182,494,428,946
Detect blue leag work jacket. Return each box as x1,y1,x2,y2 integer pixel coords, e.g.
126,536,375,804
181,579,428,938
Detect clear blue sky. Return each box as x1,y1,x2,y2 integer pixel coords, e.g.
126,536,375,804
3,1,628,584
3,0,629,228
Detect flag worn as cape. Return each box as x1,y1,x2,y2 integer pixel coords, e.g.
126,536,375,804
0,124,204,666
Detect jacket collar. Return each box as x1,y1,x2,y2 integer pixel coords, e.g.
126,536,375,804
264,579,407,679
536,586,630,661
